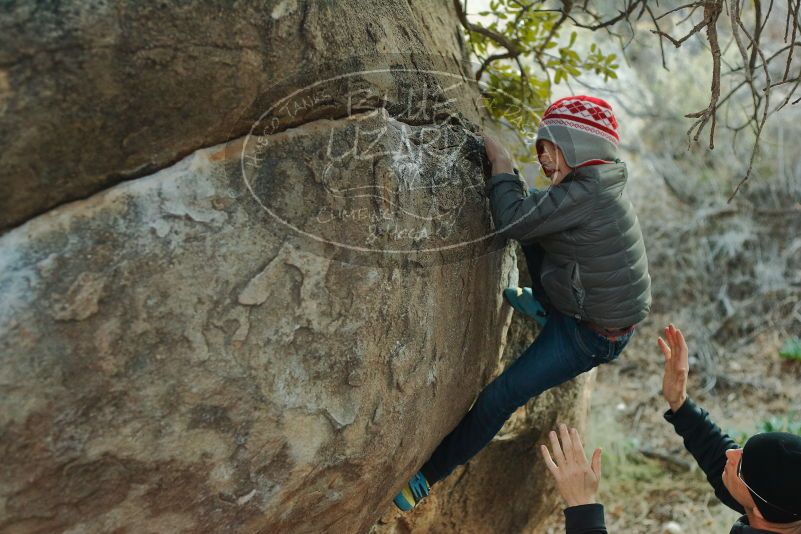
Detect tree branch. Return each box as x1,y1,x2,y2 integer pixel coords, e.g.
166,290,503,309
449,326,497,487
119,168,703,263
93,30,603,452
453,0,522,58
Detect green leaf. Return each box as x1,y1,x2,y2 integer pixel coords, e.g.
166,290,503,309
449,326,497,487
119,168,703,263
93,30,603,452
779,337,801,360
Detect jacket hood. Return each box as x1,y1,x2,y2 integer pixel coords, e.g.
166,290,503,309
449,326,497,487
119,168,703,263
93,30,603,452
564,160,628,189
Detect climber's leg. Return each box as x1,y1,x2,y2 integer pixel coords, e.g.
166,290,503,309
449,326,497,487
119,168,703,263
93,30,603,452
420,310,596,485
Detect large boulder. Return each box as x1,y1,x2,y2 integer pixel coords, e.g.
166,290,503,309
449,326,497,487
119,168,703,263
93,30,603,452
0,121,512,533
0,0,481,231
0,1,592,532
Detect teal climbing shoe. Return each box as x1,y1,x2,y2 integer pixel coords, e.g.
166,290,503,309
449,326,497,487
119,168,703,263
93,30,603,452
393,471,430,511
503,287,548,327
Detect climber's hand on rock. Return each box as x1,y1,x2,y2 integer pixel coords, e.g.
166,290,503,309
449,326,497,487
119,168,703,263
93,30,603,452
540,424,602,508
482,133,514,176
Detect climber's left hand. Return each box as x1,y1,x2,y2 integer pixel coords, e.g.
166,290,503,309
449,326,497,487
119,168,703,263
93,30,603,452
540,424,602,508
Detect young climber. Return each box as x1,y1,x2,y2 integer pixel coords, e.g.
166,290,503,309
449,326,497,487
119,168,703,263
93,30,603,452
393,95,651,511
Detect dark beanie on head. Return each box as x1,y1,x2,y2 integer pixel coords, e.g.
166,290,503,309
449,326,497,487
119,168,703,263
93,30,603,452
741,432,801,523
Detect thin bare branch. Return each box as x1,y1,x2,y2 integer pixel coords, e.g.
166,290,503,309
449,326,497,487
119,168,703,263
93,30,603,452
682,1,724,150
785,0,801,80
728,2,773,202
569,0,646,30
475,51,518,81
654,2,698,21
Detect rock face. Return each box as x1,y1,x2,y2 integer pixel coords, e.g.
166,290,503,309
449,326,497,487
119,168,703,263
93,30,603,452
0,0,483,230
0,2,591,533
0,134,508,533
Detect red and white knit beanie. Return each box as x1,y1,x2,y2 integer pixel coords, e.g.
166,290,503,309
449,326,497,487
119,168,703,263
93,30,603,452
535,95,620,168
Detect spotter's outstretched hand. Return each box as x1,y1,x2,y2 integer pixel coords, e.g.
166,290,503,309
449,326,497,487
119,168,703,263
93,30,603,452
658,323,689,413
540,424,602,507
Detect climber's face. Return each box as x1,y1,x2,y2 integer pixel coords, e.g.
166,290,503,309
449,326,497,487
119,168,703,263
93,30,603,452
536,139,572,185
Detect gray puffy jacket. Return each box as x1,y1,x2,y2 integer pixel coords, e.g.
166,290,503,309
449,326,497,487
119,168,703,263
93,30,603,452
485,162,651,328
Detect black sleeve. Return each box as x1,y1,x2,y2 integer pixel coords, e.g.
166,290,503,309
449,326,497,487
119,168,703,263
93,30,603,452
564,504,607,534
663,398,745,514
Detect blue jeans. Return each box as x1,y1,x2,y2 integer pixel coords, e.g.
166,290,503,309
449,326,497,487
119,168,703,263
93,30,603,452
420,244,634,485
